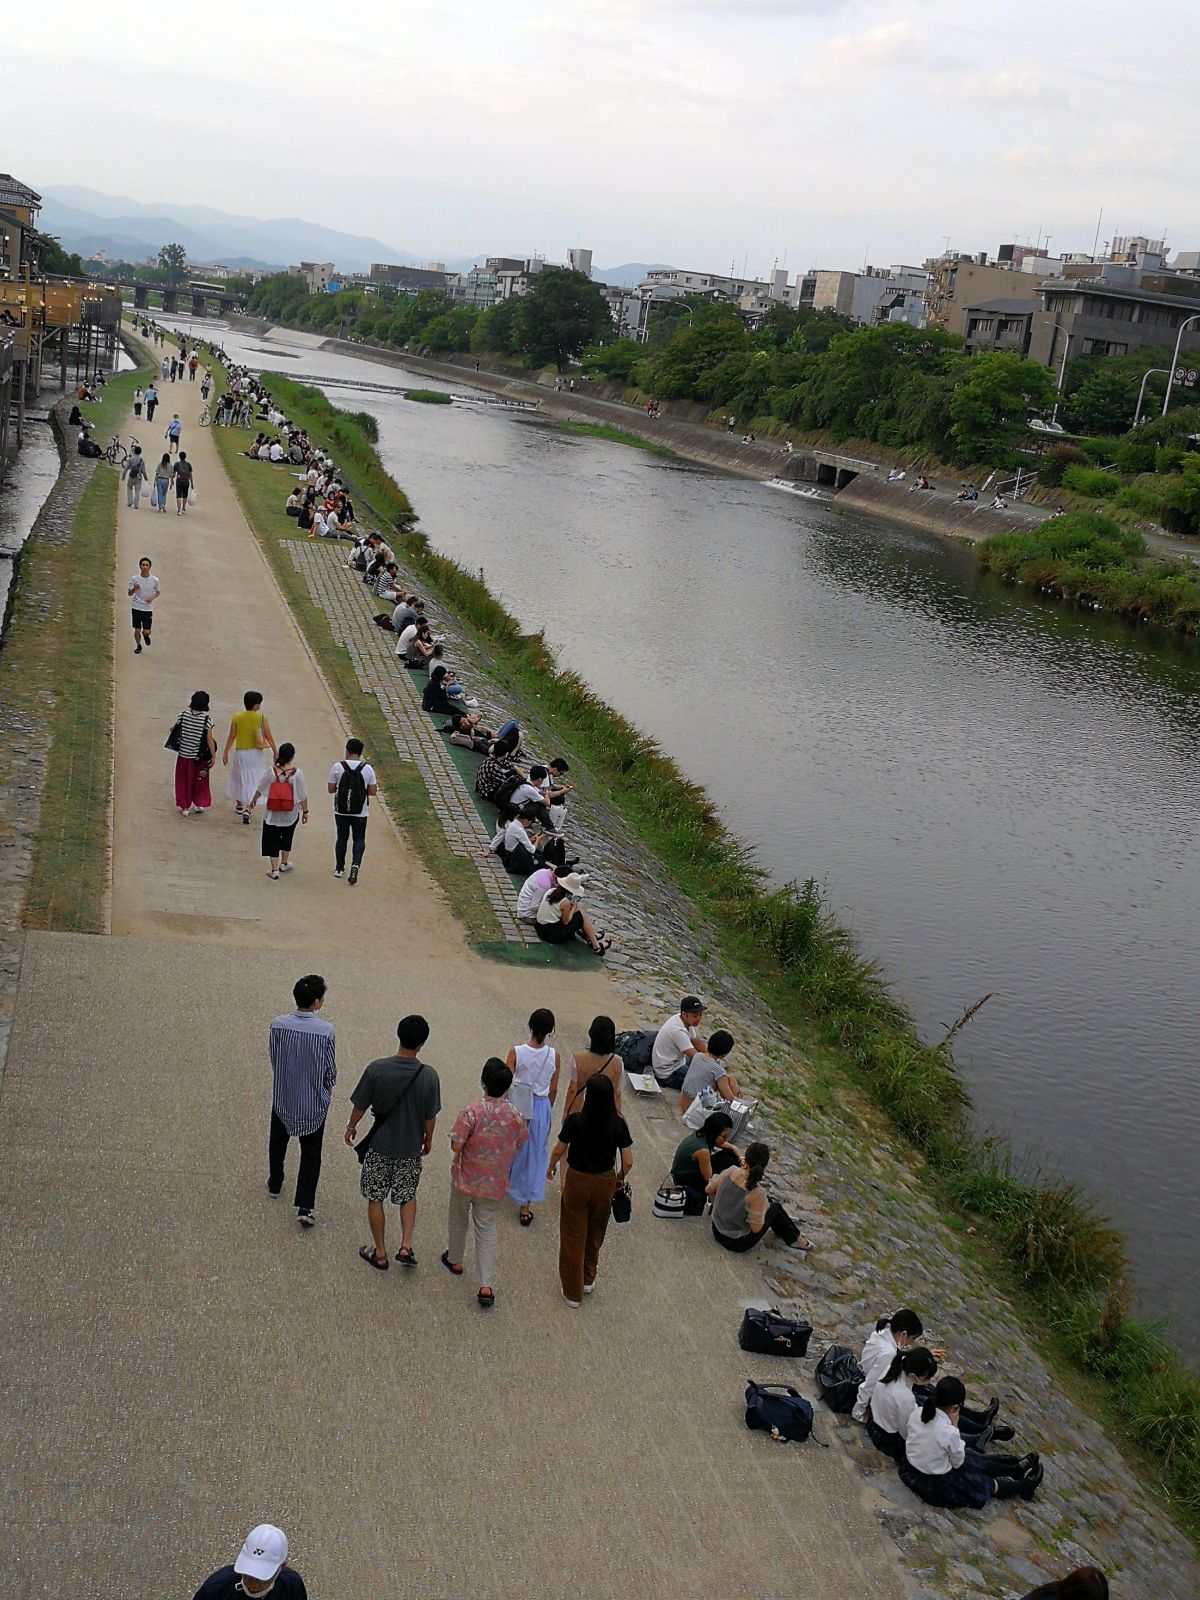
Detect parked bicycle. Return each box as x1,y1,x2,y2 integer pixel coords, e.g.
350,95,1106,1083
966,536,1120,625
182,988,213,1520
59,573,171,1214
198,405,211,426
105,435,128,467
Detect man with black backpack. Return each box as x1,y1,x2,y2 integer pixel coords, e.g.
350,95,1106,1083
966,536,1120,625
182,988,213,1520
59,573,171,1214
327,737,377,885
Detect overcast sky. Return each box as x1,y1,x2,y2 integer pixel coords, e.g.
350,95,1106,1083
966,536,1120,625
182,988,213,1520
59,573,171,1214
5,0,1197,274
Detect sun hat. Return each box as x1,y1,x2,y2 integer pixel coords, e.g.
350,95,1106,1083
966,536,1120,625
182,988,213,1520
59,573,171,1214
556,872,586,895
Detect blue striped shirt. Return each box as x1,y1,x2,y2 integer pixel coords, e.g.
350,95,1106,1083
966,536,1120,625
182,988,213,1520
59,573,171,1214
269,1009,337,1137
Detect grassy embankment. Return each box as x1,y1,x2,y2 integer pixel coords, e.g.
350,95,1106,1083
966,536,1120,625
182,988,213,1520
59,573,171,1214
979,512,1200,635
252,377,1200,1528
9,363,155,930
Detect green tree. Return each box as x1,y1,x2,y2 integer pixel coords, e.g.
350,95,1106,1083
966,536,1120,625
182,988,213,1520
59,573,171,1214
644,315,748,400
157,242,188,283
471,296,522,356
514,268,613,370
39,236,84,277
580,337,644,384
1062,348,1173,435
948,352,1057,463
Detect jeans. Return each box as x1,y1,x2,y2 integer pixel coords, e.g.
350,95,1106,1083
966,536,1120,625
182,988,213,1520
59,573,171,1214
268,1110,326,1210
654,1061,689,1091
447,1187,501,1288
334,813,367,871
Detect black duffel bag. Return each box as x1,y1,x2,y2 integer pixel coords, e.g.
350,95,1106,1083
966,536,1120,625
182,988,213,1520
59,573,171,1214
814,1344,865,1412
738,1307,813,1358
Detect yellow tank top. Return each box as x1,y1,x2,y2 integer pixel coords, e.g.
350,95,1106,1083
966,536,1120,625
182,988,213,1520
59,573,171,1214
232,708,264,750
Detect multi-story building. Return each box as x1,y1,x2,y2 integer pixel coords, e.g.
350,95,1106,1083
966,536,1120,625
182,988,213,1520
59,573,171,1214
567,247,593,278
925,253,1057,336
288,261,335,293
369,262,451,294
961,298,1045,357
639,265,785,303
1031,259,1200,372
0,174,43,282
810,265,928,327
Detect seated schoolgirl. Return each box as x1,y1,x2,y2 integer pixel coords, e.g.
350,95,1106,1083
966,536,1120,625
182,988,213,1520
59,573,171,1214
866,1347,938,1461
670,1111,741,1214
706,1143,811,1252
490,805,542,877
900,1377,1042,1508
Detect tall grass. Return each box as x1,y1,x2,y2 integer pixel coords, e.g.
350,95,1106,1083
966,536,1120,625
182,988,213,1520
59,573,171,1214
244,380,1200,1526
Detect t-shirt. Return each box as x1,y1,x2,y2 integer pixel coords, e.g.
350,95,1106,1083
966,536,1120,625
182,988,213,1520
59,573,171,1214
128,573,160,608
328,759,376,817
167,419,181,438
269,442,285,461
680,1053,727,1103
176,708,212,761
651,1015,697,1081
508,782,541,809
516,867,555,920
252,765,308,827
395,623,419,658
451,1097,528,1200
556,1111,632,1175
671,1132,708,1186
192,1566,307,1600
351,1056,441,1160
173,458,194,484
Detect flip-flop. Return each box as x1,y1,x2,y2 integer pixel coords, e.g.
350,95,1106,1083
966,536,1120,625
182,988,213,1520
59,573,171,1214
359,1245,388,1271
440,1250,464,1276
395,1246,417,1266
477,1288,495,1309
518,1209,534,1227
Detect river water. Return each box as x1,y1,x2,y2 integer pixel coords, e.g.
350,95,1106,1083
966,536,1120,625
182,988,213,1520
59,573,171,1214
191,320,1200,1358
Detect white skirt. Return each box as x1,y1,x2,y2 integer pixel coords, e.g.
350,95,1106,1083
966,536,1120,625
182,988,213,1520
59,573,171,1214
224,747,268,804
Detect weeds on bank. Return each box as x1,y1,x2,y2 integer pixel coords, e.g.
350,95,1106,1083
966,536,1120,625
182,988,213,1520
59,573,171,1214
246,380,1200,1531
405,389,452,406
555,421,676,457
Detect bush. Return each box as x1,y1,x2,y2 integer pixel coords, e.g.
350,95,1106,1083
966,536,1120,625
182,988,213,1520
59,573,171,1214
345,410,378,442
406,389,452,405
1061,463,1121,498
1038,443,1088,486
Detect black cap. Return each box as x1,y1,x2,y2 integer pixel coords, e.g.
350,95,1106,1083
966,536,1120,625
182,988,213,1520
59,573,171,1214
681,995,704,1013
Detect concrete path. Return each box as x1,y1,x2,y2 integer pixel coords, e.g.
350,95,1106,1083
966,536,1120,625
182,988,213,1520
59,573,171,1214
0,347,907,1599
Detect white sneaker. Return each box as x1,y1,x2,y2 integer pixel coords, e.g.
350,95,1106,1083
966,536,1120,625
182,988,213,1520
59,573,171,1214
333,868,344,878
278,862,293,873
266,869,279,880
298,1209,316,1228
583,1284,594,1295
465,696,480,708
563,1294,581,1308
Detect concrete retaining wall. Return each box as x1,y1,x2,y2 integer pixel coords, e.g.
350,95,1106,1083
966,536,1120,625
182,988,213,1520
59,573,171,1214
837,472,1050,542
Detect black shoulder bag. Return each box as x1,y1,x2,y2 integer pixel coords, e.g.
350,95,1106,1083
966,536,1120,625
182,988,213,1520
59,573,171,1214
354,1064,425,1165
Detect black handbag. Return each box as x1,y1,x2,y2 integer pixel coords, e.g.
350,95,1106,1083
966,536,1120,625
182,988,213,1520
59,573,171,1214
355,1065,425,1165
814,1344,866,1412
164,715,183,753
610,1181,632,1224
739,1307,813,1358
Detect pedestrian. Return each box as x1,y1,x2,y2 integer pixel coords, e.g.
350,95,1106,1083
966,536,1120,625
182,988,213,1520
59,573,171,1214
161,356,170,381
152,451,171,512
171,689,215,816
172,451,194,514
222,690,276,823
327,737,377,885
505,1007,559,1227
191,1523,307,1599
546,1073,632,1307
144,382,158,422
248,741,308,879
189,352,199,381
127,556,159,655
121,444,149,508
443,1056,529,1308
200,367,212,401
169,355,178,382
268,974,336,1228
166,414,182,456
132,384,144,419
345,1014,441,1270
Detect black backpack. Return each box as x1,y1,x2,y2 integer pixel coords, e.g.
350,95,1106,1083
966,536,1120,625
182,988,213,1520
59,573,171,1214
739,1308,813,1359
615,1029,657,1073
335,761,369,815
814,1345,865,1413
744,1381,813,1443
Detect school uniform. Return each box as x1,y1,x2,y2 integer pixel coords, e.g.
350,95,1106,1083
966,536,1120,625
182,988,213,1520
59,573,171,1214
853,1325,896,1421
866,1372,917,1462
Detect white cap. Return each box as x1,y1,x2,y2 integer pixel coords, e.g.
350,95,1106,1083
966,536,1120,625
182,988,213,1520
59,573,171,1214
234,1525,288,1581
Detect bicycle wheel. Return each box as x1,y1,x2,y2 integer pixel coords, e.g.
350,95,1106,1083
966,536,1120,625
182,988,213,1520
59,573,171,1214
107,443,127,467
199,407,211,426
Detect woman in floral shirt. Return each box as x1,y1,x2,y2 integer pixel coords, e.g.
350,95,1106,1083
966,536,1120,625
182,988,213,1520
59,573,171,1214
443,1058,529,1309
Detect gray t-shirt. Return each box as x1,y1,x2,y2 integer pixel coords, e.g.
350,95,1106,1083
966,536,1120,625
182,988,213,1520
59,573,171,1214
351,1056,441,1160
681,1053,726,1102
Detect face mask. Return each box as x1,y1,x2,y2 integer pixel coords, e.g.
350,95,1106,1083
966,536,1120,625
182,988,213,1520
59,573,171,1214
237,1581,275,1598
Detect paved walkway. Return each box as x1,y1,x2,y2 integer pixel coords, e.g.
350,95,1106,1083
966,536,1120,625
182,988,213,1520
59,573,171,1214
0,344,907,1599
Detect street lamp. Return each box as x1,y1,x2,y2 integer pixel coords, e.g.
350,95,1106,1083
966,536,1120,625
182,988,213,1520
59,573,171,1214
638,293,693,345
1161,312,1200,416
1134,367,1170,427
1050,323,1072,426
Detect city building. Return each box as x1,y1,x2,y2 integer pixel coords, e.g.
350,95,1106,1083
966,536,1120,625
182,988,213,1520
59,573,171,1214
810,265,928,327
567,247,593,278
1031,259,1200,373
962,298,1045,358
639,265,786,303
925,253,1057,335
0,173,44,281
287,260,335,292
369,262,451,294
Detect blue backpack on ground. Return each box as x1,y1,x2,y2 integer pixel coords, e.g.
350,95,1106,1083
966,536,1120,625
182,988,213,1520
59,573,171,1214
744,1380,814,1443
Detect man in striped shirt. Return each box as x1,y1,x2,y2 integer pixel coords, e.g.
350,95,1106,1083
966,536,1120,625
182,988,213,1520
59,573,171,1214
268,975,337,1228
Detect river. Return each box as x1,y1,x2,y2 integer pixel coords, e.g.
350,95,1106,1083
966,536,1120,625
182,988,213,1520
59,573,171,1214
182,319,1200,1359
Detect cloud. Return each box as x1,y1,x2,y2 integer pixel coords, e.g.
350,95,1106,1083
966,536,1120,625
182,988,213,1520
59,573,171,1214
788,18,915,89
999,145,1054,172
959,69,1066,108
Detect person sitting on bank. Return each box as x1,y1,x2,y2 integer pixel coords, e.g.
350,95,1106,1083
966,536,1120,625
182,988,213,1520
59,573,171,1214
489,803,544,877
855,1308,1005,1440
707,1142,810,1252
475,744,525,807
534,876,611,955
865,1346,939,1461
678,1029,740,1115
285,489,303,518
541,758,572,830
670,1110,741,1214
422,664,463,717
651,997,705,1090
78,427,103,458
900,1377,1042,1507
444,711,496,753
396,617,436,668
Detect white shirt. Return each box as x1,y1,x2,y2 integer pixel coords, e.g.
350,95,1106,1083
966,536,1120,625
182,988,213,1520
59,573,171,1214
328,759,376,817
503,818,534,853
511,1041,556,1099
252,766,308,828
651,1015,697,1081
904,1408,964,1476
853,1326,896,1421
269,442,285,461
395,623,419,658
536,892,568,927
869,1373,918,1439
508,782,541,809
517,868,555,921
128,573,160,607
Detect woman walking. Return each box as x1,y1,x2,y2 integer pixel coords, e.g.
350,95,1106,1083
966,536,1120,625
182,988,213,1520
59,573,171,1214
506,1008,559,1226
707,1142,811,1253
444,1058,529,1310
152,452,172,514
563,1014,622,1119
173,690,215,816
221,691,276,824
248,742,308,879
546,1074,632,1307
132,384,144,419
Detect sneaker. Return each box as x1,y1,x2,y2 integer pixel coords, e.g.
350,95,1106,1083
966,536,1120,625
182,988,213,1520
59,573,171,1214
333,868,344,878
242,811,250,825
143,637,150,648
348,865,359,885
465,696,480,707
583,1283,595,1295
266,1182,282,1197
266,869,279,880
298,1209,316,1228
134,644,142,654
278,862,293,873
563,1294,581,1308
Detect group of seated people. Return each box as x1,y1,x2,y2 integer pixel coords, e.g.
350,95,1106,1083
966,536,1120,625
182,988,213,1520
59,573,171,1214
247,432,298,464
287,477,356,537
854,1306,1044,1505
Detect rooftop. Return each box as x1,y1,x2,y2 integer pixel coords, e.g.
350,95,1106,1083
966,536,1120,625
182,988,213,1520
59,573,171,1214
0,175,41,211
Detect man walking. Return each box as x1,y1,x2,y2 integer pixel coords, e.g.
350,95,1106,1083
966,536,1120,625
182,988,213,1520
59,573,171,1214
345,1015,441,1270
166,414,182,456
651,995,706,1090
328,737,377,885
144,381,158,422
172,451,194,514
121,443,149,508
192,1523,307,1599
127,557,160,655
444,1057,528,1309
268,974,336,1228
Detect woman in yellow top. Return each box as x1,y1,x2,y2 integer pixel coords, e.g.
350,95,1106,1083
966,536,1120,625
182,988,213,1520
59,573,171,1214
221,690,277,823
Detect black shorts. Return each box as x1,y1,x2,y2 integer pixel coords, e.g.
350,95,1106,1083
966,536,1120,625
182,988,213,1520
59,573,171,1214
261,820,298,857
174,477,190,498
131,608,153,631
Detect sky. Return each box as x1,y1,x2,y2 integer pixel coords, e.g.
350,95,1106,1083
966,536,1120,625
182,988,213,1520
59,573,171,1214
4,0,1198,276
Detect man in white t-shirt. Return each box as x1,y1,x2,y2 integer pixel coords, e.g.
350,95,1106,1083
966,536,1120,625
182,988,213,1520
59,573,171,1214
268,440,285,462
651,996,705,1089
127,557,160,656
327,738,378,886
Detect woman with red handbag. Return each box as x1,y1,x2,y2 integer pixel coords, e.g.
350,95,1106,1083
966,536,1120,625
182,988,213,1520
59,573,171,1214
248,742,309,880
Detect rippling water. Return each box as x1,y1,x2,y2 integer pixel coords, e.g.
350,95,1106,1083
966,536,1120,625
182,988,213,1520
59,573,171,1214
190,319,1200,1358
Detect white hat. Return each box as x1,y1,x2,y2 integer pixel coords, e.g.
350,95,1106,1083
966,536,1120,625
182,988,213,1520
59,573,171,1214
556,871,586,895
234,1525,288,1581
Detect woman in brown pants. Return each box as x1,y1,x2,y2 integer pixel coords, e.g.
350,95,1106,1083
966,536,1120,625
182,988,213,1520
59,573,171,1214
546,1075,632,1307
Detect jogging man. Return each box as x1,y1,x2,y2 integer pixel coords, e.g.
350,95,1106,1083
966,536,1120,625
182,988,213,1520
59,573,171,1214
127,557,160,655
328,737,377,886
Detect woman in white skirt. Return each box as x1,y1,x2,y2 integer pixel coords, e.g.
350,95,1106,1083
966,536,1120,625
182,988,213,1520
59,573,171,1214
506,1008,560,1226
221,690,276,823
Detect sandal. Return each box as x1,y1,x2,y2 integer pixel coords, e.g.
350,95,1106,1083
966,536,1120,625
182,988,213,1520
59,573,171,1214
477,1288,495,1309
518,1208,534,1227
593,936,613,955
440,1250,464,1276
359,1245,388,1271
395,1246,417,1266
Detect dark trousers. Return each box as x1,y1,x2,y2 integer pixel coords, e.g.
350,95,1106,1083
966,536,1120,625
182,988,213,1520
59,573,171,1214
334,813,368,871
713,1198,801,1252
268,1110,326,1209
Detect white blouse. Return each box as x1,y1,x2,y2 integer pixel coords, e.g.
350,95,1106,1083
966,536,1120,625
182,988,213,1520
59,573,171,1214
869,1373,918,1438
904,1408,965,1476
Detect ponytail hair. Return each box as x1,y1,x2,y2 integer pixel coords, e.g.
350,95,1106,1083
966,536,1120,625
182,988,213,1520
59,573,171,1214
881,1345,938,1386
920,1374,965,1425
743,1141,770,1191
879,1351,907,1386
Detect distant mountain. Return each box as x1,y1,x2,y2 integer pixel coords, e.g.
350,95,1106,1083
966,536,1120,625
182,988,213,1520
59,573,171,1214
595,262,671,287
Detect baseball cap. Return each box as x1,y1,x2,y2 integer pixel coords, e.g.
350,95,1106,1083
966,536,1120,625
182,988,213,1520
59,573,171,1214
681,995,704,1013
234,1525,288,1581
557,872,586,895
